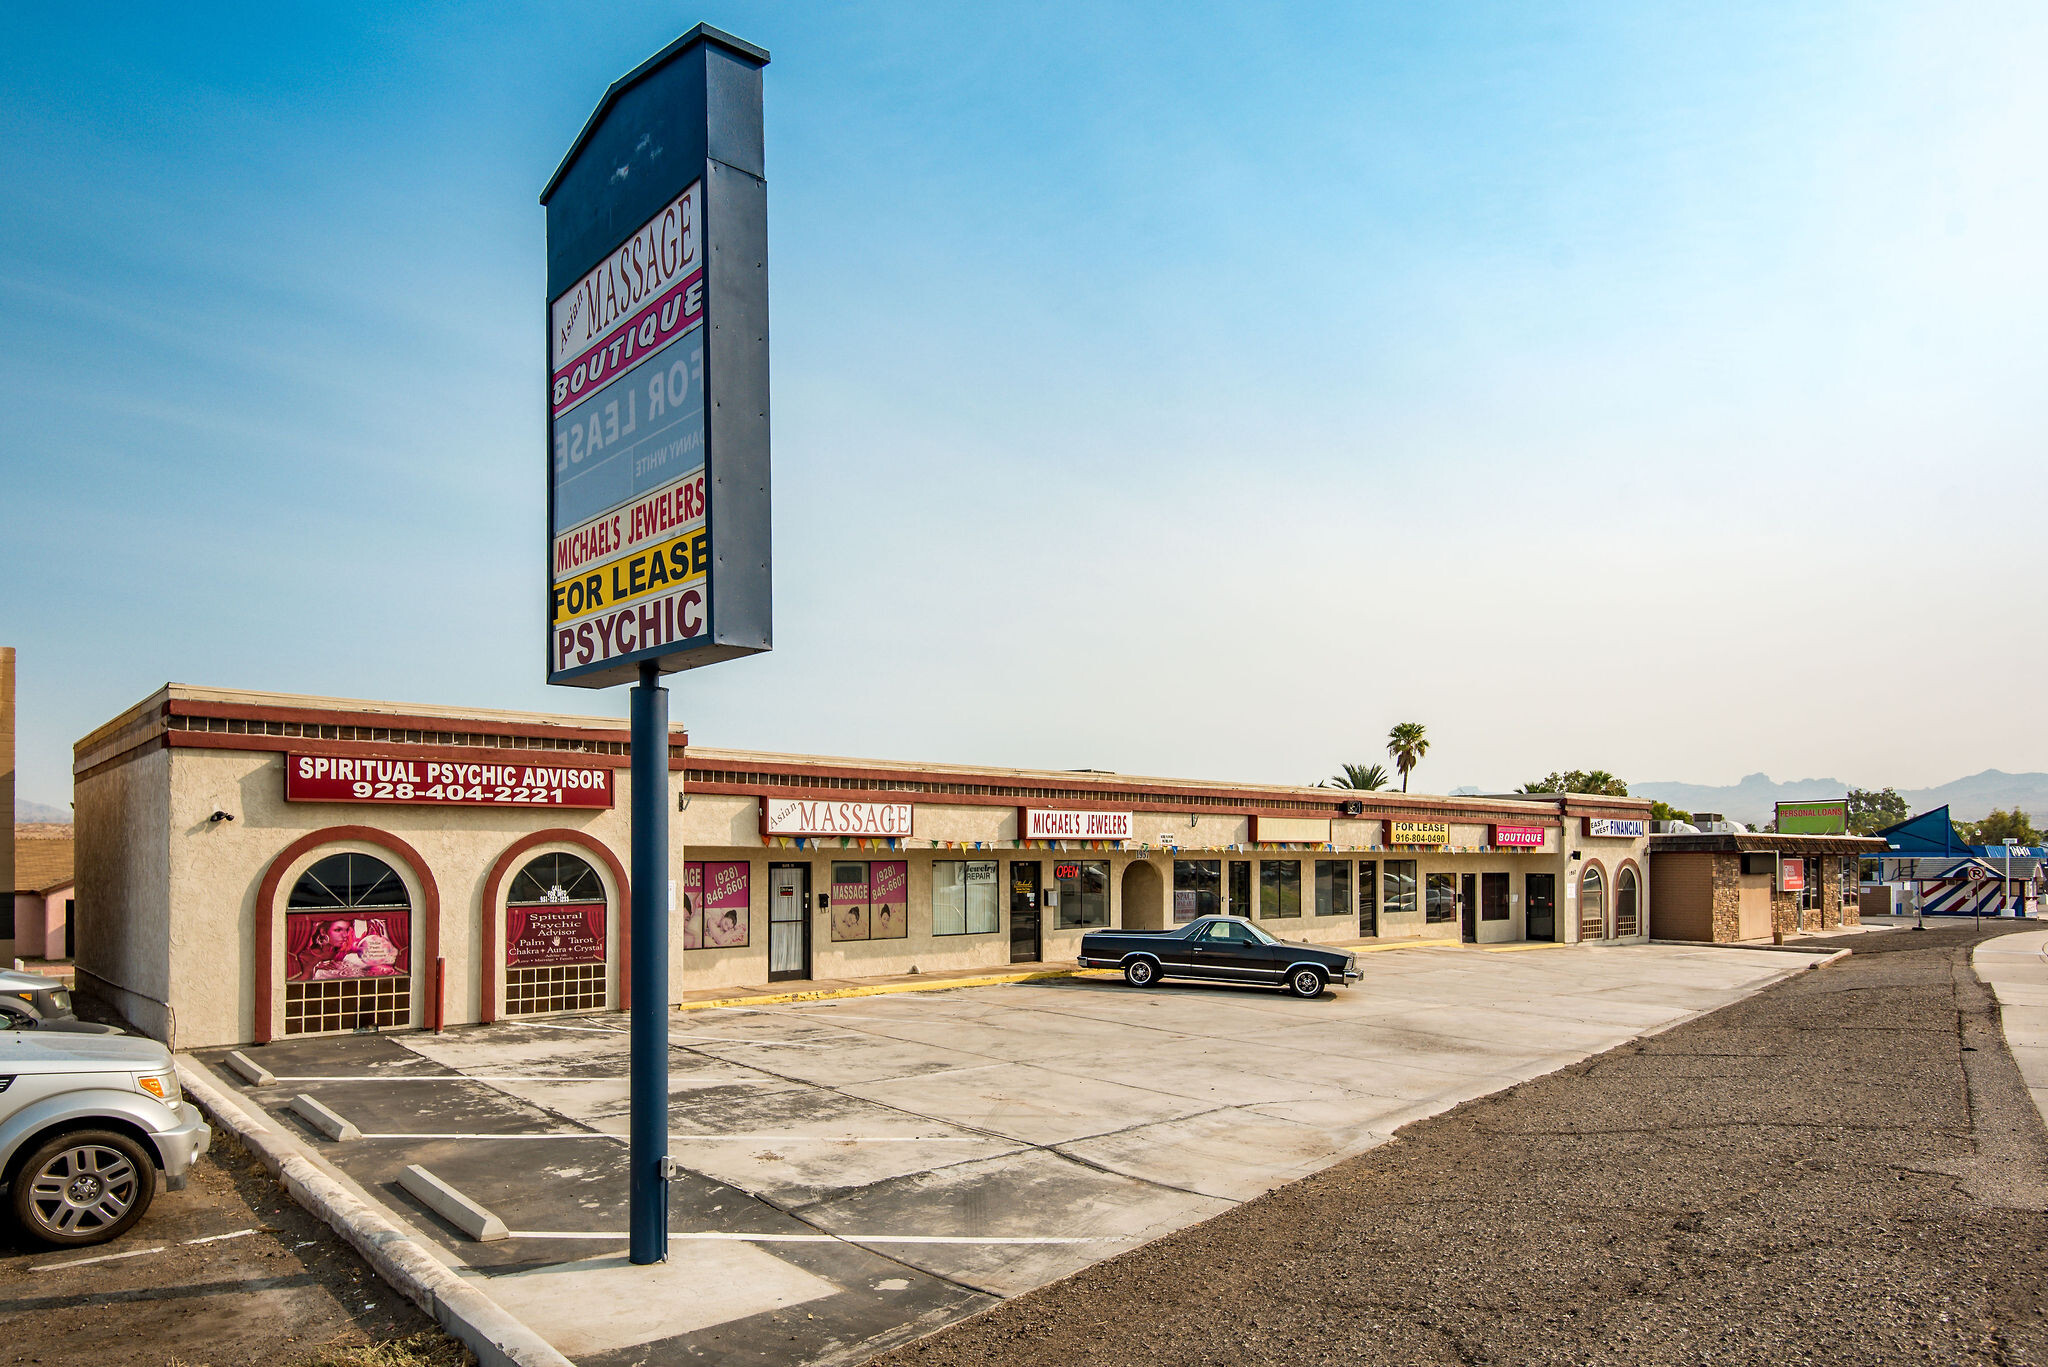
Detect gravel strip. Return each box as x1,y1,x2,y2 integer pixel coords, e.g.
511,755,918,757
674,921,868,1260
874,921,2048,1367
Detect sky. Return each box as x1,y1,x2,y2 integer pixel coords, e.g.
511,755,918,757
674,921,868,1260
3,1,2045,810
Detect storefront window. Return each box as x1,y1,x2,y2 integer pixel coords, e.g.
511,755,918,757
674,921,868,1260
933,861,1000,935
1055,860,1110,928
1358,860,1378,934
1314,861,1351,918
680,860,751,950
1174,860,1221,923
284,852,412,1035
1260,860,1302,918
1425,872,1457,924
1228,860,1252,917
1580,866,1606,940
1841,857,1859,907
507,852,609,1015
1383,861,1417,918
830,861,909,941
1614,867,1639,937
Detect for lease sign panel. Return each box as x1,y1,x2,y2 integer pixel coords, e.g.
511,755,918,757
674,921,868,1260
1389,821,1449,846
285,755,614,808
1021,808,1133,841
762,799,914,837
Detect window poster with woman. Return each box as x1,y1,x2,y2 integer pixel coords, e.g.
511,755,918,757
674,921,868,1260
286,913,410,982
869,861,908,939
831,863,870,941
680,861,750,949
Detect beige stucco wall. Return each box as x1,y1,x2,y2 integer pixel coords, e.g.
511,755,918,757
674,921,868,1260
75,746,173,1040
1561,822,1653,945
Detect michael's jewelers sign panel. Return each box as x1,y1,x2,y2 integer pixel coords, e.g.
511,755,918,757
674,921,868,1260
285,755,614,809
762,798,913,838
1021,808,1132,841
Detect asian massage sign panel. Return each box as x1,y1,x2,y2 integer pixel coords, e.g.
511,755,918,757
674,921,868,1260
285,754,614,809
762,799,913,838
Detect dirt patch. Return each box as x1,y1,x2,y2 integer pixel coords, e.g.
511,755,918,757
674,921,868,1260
0,1130,470,1367
874,921,2048,1367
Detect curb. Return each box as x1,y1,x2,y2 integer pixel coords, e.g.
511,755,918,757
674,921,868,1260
673,965,1116,1013
176,1056,573,1367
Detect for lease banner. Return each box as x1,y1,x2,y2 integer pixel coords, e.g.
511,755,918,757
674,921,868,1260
1389,821,1450,846
1021,808,1132,841
286,755,614,809
764,799,913,838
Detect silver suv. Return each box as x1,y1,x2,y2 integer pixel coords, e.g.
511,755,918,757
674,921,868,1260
1,1031,211,1246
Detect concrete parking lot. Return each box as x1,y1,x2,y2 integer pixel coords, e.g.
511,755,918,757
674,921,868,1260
195,942,1819,1366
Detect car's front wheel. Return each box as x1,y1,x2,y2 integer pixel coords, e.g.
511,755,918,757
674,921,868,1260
10,1128,157,1247
1286,967,1326,999
1123,957,1160,988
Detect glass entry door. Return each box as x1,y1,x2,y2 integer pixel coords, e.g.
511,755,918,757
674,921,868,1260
1009,861,1041,963
1526,873,1556,942
1460,873,1478,942
768,864,811,982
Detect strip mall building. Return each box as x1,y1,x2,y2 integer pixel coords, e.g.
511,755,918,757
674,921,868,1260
76,686,1662,1049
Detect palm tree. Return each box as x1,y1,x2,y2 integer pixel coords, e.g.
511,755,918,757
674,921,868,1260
1328,762,1391,791
1386,722,1429,793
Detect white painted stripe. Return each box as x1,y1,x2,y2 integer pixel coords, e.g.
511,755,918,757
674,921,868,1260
32,1245,165,1271
505,1230,1124,1245
183,1227,257,1245
359,1132,992,1143
272,1075,784,1086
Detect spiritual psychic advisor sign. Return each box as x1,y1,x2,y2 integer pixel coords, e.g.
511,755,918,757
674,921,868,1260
507,905,606,968
285,755,614,809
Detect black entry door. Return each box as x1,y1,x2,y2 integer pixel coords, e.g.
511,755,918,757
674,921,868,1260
1527,874,1556,942
1009,862,1041,963
1461,873,1478,942
768,864,811,981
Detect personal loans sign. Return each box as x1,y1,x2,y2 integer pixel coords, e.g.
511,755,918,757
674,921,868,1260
542,29,772,687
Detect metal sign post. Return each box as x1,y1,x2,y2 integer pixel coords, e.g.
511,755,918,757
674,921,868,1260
542,25,773,1265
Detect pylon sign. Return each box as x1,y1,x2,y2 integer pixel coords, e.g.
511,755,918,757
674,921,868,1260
542,25,772,687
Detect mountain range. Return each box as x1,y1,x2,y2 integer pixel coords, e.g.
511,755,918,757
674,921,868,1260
1629,770,2048,827
14,798,70,823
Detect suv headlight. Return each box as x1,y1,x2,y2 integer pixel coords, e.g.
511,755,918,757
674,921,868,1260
137,1072,182,1106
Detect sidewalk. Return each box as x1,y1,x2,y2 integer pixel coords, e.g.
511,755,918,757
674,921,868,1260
1973,929,2048,1128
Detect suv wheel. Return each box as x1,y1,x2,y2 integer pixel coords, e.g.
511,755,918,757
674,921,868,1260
10,1129,157,1247
1286,967,1326,999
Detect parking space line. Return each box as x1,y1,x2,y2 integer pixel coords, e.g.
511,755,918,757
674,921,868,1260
183,1228,257,1245
504,1230,1127,1245
31,1246,166,1271
359,1132,995,1143
271,1074,787,1086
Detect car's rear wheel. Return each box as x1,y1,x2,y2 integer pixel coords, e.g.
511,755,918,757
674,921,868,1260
10,1129,157,1247
1123,957,1159,988
1286,966,1325,999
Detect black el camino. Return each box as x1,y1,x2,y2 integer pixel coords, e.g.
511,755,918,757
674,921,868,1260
1078,916,1360,998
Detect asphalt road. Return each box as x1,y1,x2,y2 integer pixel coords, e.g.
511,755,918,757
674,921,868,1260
873,921,2048,1367
0,1128,462,1367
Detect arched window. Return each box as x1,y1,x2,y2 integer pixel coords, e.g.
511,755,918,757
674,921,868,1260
1579,865,1607,942
284,852,412,1035
505,852,609,1015
1614,867,1639,937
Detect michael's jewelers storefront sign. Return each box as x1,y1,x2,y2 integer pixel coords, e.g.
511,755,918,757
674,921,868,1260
1021,808,1132,841
1586,818,1648,838
285,755,614,809
1492,825,1547,848
762,798,913,838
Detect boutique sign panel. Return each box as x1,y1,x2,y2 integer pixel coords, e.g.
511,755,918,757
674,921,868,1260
542,31,772,687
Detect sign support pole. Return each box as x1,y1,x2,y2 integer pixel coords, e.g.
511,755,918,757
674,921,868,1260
629,660,670,1264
